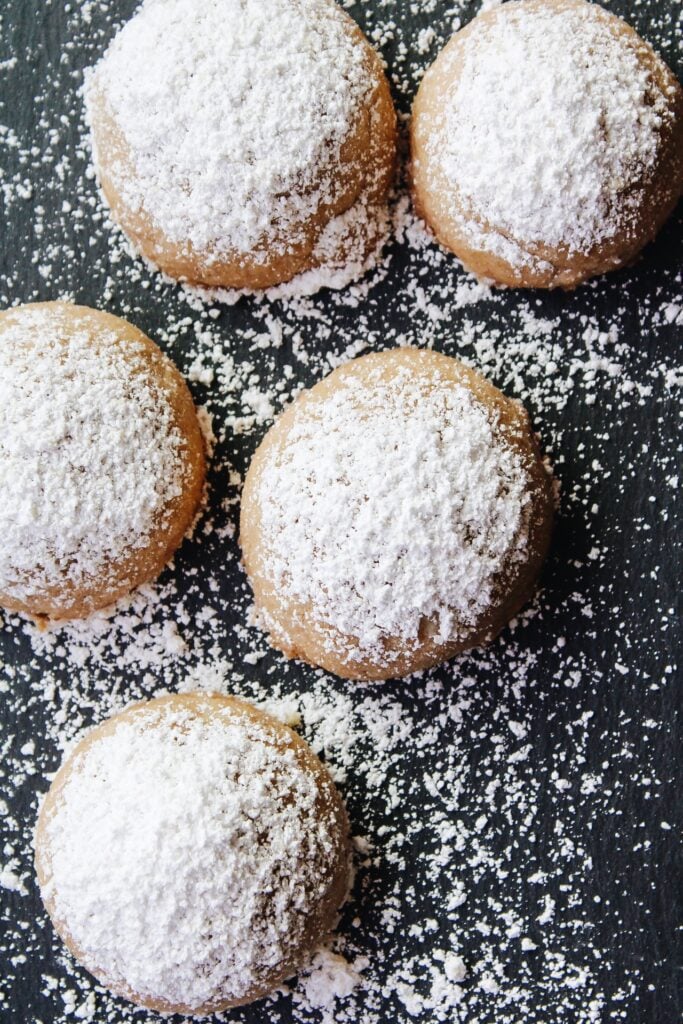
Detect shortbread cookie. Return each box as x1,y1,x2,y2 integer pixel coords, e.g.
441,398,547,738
35,693,350,1014
411,0,683,288
241,348,554,680
0,302,205,619
85,0,397,292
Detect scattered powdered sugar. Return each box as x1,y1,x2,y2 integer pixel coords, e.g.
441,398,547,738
40,699,343,1010
0,304,185,605
255,364,531,659
0,861,28,896
297,949,368,1011
429,1,676,254
0,0,681,1022
85,0,375,262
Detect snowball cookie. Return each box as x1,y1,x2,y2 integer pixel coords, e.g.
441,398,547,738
85,0,397,292
411,0,683,289
0,302,205,620
241,348,553,681
35,693,350,1014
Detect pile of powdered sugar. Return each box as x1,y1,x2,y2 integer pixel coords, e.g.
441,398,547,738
0,304,184,604
430,1,675,256
85,0,376,262
254,364,532,660
39,699,343,1010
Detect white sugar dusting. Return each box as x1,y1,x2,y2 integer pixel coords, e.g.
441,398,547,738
0,0,681,1022
427,1,676,257
85,0,376,262
0,304,184,605
255,365,532,661
181,196,393,305
40,701,343,1010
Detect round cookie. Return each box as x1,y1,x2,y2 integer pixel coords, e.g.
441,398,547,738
240,347,554,681
35,693,350,1014
411,0,683,289
0,302,205,620
85,0,397,292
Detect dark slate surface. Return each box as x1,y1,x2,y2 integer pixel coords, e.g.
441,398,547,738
0,2,681,1024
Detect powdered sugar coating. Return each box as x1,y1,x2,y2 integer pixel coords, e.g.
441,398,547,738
0,305,185,606
38,698,346,1010
426,0,676,256
254,359,532,663
85,0,376,262
1,0,681,1019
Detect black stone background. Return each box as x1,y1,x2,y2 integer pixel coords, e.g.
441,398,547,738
0,2,681,1023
